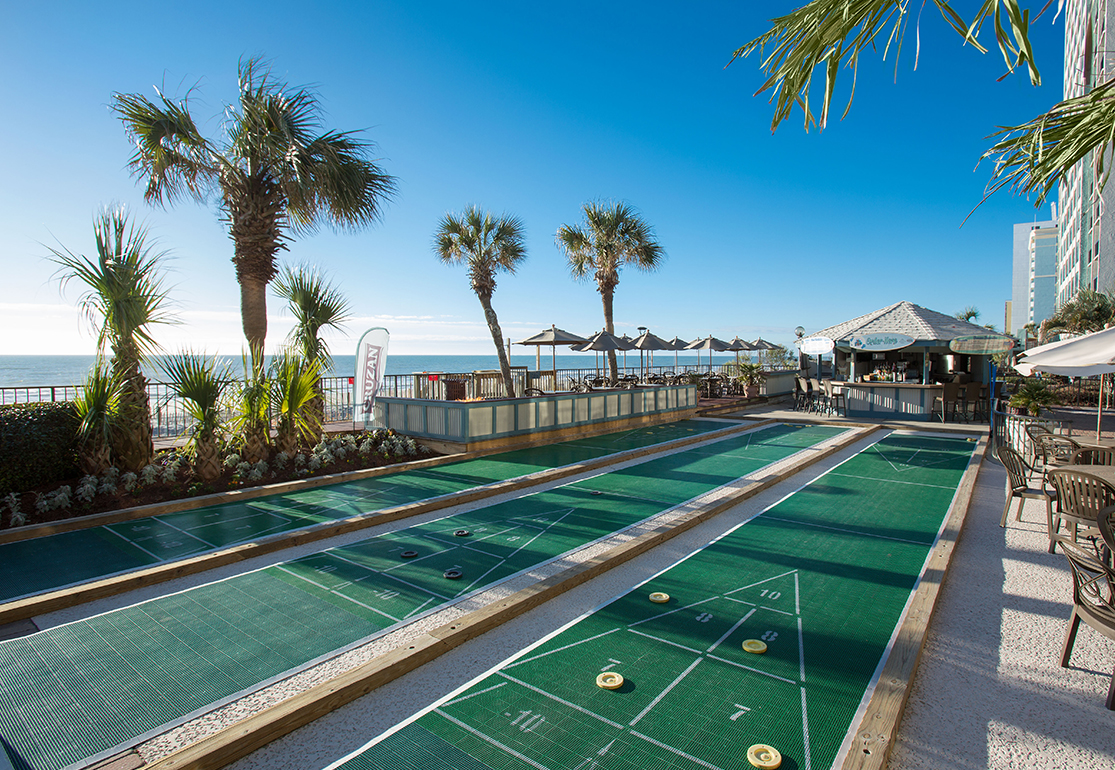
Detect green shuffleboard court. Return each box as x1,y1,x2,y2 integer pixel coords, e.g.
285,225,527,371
0,423,845,770
326,432,977,770
0,420,738,605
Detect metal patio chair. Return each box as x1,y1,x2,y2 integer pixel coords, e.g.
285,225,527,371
1071,446,1115,466
997,445,1055,528
1036,434,1082,476
1055,505,1115,709
1045,468,1112,554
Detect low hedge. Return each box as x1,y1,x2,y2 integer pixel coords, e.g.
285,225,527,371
0,402,80,497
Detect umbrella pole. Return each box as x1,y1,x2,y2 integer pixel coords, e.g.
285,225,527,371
1098,373,1105,442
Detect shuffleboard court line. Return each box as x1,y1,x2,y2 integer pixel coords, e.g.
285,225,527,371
706,608,757,653
629,657,702,726
153,517,220,548
763,516,931,546
444,681,507,707
101,525,169,563
271,565,403,624
705,652,798,684
801,686,813,770
504,628,623,669
627,627,703,654
827,472,956,490
628,729,725,770
433,709,552,770
496,672,624,729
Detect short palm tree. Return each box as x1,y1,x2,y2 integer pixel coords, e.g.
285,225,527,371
72,359,122,476
1040,290,1115,342
270,352,322,454
113,58,396,371
556,202,664,381
434,206,526,398
229,356,271,463
49,207,174,472
955,307,980,323
273,264,351,441
160,352,232,482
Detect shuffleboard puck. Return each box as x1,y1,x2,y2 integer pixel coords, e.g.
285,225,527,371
401,550,419,559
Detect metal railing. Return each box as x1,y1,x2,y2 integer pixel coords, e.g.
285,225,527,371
0,363,792,439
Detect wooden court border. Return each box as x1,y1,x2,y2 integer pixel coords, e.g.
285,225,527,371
0,420,775,626
134,425,878,770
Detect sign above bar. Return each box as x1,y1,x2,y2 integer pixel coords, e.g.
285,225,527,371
949,334,1015,355
848,333,914,351
798,336,835,355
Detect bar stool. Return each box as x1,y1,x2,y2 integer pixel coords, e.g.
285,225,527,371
824,379,846,416
810,378,827,413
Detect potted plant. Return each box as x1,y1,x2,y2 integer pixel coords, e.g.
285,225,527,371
1009,380,1058,417
733,362,767,398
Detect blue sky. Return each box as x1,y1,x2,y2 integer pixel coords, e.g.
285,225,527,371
0,1,1064,357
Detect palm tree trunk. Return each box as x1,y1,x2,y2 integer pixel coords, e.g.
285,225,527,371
113,344,153,472
240,276,269,373
602,288,618,382
478,293,516,398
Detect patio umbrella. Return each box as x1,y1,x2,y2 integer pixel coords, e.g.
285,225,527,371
516,325,590,373
631,330,672,376
577,330,634,376
686,335,730,373
725,337,758,368
1016,327,1115,439
620,334,633,370
666,337,689,372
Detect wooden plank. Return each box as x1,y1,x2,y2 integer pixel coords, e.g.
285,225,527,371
139,425,877,770
0,420,773,625
840,436,989,770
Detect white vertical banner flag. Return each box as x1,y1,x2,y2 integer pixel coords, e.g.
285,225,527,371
354,327,389,429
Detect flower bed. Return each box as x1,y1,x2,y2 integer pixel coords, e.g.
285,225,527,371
2,429,432,528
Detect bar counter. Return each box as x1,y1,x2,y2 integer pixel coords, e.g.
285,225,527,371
833,380,942,421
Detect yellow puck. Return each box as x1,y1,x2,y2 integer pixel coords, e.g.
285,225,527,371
596,672,624,689
649,592,670,603
742,639,768,654
747,744,781,769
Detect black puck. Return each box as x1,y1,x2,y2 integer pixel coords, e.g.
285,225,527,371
454,530,470,537
590,491,603,496
443,569,463,579
401,550,419,559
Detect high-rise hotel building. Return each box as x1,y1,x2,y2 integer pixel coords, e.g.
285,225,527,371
1059,0,1115,303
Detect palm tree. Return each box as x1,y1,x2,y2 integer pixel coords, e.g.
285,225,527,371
434,206,526,398
270,352,322,454
49,207,174,472
160,352,232,482
556,202,664,381
730,2,1103,207
1040,289,1115,342
955,307,980,323
113,58,396,371
273,264,351,440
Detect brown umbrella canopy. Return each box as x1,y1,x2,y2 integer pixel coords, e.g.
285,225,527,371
517,325,590,371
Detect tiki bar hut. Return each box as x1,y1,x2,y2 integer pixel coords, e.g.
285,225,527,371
811,301,1014,421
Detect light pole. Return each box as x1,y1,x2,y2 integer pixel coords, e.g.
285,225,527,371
637,326,647,376
794,326,806,374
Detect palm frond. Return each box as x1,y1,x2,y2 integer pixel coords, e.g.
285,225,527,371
73,358,121,449
982,76,1115,206
731,0,1050,131
270,350,321,444
272,264,352,367
48,206,176,361
160,350,232,442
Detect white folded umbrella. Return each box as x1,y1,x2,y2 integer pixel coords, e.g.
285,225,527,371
1015,326,1115,438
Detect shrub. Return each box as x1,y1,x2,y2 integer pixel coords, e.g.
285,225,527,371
0,402,80,496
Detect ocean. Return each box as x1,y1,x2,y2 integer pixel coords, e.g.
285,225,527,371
0,352,725,388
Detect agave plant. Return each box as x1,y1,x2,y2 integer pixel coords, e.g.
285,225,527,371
161,351,232,482
270,352,322,454
229,354,271,463
73,360,121,476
